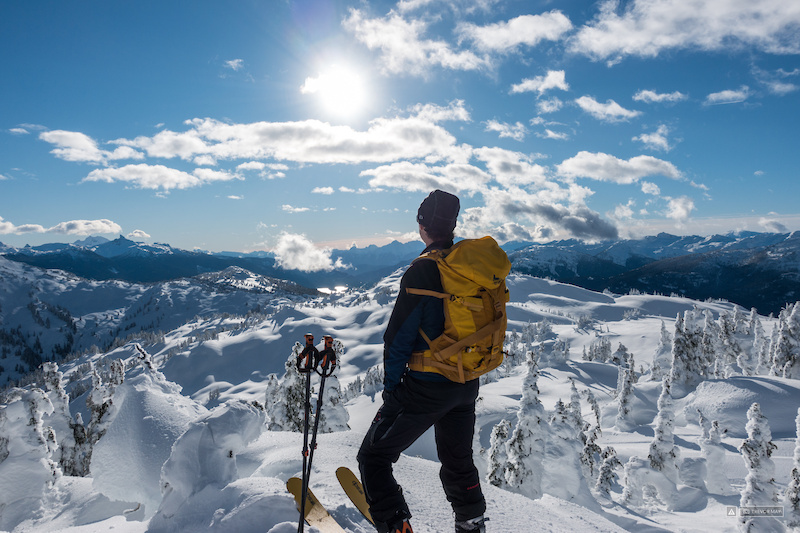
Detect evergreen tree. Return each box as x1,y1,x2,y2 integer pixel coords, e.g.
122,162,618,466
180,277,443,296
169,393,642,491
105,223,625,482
615,362,635,432
739,403,781,532
544,399,593,504
785,407,800,530
317,374,350,433
669,311,704,396
0,387,61,531
268,343,307,432
596,446,622,495
717,311,743,377
583,389,602,429
770,303,800,378
505,352,547,499
486,418,511,488
41,362,79,476
648,380,680,484
651,321,673,381
697,410,732,495
611,343,630,366
780,303,800,379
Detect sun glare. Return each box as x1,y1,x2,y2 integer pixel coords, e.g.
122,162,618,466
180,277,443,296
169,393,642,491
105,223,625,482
301,64,369,119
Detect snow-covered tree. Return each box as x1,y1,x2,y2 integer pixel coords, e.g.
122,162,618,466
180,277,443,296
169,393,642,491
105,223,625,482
697,410,732,495
789,469,800,532
316,373,350,433
737,309,760,376
615,363,635,432
505,352,547,499
785,408,800,530
651,321,673,381
486,418,511,488
739,402,781,532
622,456,677,511
268,343,307,432
648,380,680,484
544,399,593,505
41,362,80,476
596,446,622,496
717,311,743,378
0,387,61,531
669,311,704,396
583,336,612,362
770,303,800,378
583,389,602,429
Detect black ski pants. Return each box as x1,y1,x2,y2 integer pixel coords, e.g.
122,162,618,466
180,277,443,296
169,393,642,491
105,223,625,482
357,375,486,526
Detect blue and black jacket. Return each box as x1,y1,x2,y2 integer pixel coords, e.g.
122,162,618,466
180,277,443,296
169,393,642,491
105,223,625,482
382,240,453,392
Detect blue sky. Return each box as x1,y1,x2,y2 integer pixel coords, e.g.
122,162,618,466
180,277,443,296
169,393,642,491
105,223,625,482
2,0,799,268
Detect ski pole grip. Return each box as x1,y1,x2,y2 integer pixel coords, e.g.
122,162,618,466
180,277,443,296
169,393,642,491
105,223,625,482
298,333,318,373
318,335,337,377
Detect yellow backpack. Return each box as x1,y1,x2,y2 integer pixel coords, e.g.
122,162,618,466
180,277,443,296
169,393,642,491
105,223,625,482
407,236,511,383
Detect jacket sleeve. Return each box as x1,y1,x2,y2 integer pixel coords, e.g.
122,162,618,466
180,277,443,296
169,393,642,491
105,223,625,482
382,259,443,391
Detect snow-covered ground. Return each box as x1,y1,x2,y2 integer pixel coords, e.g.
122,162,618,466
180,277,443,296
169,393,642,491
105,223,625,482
1,269,799,532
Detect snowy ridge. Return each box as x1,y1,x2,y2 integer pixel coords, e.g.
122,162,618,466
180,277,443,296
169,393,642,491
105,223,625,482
1,266,799,532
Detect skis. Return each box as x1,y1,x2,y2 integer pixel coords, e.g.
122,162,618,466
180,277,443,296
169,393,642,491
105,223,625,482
285,468,374,532
336,467,374,525
287,476,347,533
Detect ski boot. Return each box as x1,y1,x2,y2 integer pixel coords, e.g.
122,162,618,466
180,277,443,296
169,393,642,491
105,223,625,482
455,515,486,533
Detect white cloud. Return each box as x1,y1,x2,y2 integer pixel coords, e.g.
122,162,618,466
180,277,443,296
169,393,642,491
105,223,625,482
704,86,750,105
557,151,682,183
361,161,490,193
633,89,688,103
0,173,8,181
510,70,569,95
0,216,45,235
484,120,528,141
9,128,29,135
575,96,641,122
49,219,122,235
458,12,572,52
272,233,345,272
409,100,471,122
537,97,564,114
759,217,788,233
1,215,121,237
458,187,619,242
641,181,661,196
281,205,311,214
127,229,151,240
83,164,240,190
114,113,467,166
537,129,569,140
39,130,107,163
570,0,800,61
633,124,672,151
39,130,144,164
312,187,335,195
665,196,695,221
225,59,244,71
343,9,489,76
227,195,243,200
474,147,549,188
613,200,636,220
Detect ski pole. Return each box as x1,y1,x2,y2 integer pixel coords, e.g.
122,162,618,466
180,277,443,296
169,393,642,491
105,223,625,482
302,335,338,519
297,334,318,533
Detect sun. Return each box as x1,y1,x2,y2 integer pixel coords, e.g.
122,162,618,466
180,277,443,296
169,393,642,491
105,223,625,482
301,64,370,119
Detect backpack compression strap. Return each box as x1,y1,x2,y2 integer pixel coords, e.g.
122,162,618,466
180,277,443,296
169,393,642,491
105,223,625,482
406,287,506,383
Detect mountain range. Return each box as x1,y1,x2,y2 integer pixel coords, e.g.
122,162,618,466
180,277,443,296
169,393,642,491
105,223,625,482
2,230,799,315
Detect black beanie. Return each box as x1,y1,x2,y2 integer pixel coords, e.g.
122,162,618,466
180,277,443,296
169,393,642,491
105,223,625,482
416,189,459,233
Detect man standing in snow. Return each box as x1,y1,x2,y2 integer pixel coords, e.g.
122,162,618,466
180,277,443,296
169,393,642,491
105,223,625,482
357,190,487,533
